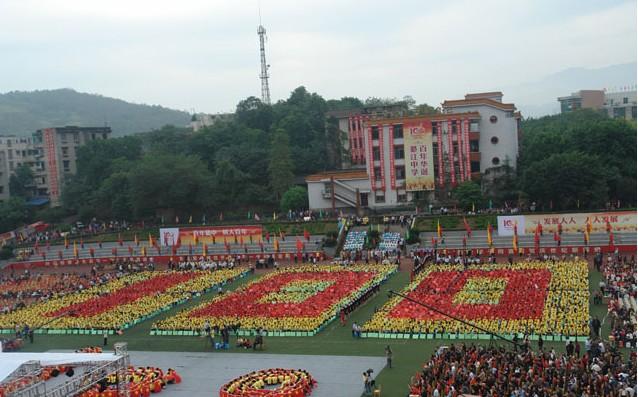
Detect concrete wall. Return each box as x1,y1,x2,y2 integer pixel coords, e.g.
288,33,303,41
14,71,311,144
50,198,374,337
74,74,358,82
307,178,371,210
447,105,518,171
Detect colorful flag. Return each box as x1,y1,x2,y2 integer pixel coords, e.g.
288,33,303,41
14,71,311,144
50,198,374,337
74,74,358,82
586,218,592,234
609,231,615,249
487,223,493,247
141,246,147,256
148,233,154,247
274,239,280,252
134,234,139,246
64,235,69,249
463,218,471,237
73,242,79,258
605,219,612,233
304,229,310,241
193,232,198,245
437,220,442,239
202,243,208,257
254,213,260,221
118,233,123,246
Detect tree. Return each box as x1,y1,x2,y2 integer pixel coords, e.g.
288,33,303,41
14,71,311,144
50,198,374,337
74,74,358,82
235,96,273,130
280,186,308,212
326,96,363,111
128,153,214,217
268,129,294,201
452,181,483,211
521,151,608,210
0,197,29,232
9,164,34,198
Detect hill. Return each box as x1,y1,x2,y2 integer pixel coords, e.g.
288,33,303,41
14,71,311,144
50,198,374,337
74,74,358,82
0,89,191,136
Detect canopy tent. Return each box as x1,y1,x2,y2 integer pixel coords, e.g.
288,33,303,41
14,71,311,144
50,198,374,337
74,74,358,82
0,352,119,383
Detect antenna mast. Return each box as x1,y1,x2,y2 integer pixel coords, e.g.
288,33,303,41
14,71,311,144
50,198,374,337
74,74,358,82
257,6,271,105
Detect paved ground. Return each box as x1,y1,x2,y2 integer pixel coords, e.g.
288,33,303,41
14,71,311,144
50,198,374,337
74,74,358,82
54,350,386,397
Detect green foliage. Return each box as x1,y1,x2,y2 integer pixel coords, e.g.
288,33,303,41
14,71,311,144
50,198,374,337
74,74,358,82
0,198,29,232
268,129,295,201
0,245,14,260
521,152,609,210
452,181,483,211
280,186,308,212
519,109,636,209
0,89,190,136
9,164,34,198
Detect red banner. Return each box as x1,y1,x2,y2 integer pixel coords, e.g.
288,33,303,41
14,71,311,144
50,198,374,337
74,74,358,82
43,128,60,203
436,121,444,186
463,118,471,180
159,226,263,246
8,252,326,271
389,125,396,189
368,125,376,191
378,124,386,191
447,119,455,185
456,120,463,182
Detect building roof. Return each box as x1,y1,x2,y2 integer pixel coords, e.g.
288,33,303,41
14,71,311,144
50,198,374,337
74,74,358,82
442,98,516,111
305,169,368,182
363,111,481,125
464,92,503,100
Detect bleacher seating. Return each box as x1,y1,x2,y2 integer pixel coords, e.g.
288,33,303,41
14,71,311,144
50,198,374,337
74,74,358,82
343,231,366,251
378,232,401,252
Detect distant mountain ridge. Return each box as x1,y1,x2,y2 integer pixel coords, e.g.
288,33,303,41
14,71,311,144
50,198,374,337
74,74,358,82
0,89,191,136
508,62,637,117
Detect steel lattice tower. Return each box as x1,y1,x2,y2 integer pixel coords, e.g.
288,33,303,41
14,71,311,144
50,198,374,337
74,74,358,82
258,24,271,105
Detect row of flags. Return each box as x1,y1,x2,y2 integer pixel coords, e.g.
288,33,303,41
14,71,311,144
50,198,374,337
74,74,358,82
434,217,617,251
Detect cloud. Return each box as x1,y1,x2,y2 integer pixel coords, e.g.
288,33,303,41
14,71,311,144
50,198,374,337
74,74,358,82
0,0,635,113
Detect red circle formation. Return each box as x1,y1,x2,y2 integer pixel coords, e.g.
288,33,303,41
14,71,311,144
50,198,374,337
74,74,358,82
219,368,316,397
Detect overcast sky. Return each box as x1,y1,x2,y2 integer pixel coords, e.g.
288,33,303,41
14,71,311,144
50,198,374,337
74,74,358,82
0,0,636,113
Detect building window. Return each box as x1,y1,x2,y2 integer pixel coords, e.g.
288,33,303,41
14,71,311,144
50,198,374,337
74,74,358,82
470,140,479,152
375,193,385,203
371,126,379,140
9,162,14,171
397,193,407,203
490,136,499,144
613,107,625,118
505,111,514,118
393,124,403,138
373,148,381,161
102,133,108,140
0,186,3,194
471,161,480,173
490,115,498,123
623,97,629,104
373,167,381,176
492,157,500,166
396,167,406,180
394,146,404,159
7,151,12,160
73,133,80,143
323,182,332,195
62,147,69,157
469,122,479,132
63,160,70,172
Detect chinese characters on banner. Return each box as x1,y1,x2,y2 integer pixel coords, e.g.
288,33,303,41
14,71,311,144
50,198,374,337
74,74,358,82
404,121,435,191
43,128,60,203
497,211,636,235
159,226,264,246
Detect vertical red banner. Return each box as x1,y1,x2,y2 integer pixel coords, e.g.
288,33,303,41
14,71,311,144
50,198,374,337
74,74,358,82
367,125,376,191
464,119,471,180
447,119,455,185
378,124,386,191
456,120,464,182
43,128,60,203
436,121,444,187
348,116,355,164
389,125,396,189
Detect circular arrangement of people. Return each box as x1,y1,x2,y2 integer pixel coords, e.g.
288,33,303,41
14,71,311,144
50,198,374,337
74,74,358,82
0,2,637,397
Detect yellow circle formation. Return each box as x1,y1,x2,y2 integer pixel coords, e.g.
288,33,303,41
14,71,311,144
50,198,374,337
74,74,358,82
219,368,316,397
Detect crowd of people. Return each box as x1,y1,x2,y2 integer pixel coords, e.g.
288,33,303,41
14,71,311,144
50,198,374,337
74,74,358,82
408,342,636,397
0,271,118,314
600,254,637,351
